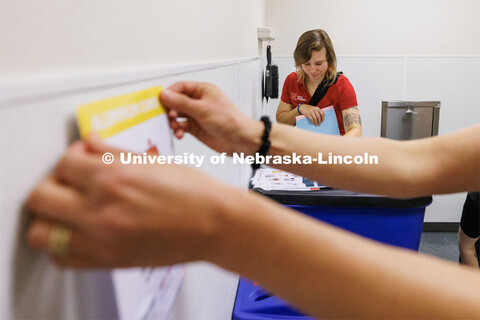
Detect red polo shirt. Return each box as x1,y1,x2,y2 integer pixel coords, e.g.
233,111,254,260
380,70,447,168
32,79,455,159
280,72,358,135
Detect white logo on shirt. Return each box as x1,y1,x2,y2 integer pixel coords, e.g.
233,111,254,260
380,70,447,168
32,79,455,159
297,96,307,102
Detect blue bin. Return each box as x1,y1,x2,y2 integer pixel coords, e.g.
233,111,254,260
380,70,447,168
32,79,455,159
232,189,432,320
289,205,426,250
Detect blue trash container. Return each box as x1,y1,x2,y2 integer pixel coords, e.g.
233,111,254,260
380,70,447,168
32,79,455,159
232,188,432,320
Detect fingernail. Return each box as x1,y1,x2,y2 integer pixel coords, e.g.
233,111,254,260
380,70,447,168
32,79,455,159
161,89,172,101
88,132,102,143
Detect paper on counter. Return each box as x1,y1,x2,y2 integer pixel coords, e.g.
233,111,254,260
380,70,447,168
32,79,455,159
251,168,326,191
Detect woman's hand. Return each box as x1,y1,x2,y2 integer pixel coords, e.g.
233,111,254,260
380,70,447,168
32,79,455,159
161,82,263,155
299,104,325,126
26,135,231,268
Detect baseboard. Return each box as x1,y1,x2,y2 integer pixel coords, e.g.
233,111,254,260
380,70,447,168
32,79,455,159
423,222,459,232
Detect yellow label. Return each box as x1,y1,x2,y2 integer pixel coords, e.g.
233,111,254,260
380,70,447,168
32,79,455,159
77,86,164,139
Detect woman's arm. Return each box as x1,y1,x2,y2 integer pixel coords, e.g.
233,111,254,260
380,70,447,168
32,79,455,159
162,82,480,198
27,139,480,319
214,189,480,319
342,106,362,137
275,100,297,125
266,123,479,197
276,101,325,127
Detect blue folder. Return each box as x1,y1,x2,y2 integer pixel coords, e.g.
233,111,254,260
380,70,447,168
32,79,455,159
295,106,340,135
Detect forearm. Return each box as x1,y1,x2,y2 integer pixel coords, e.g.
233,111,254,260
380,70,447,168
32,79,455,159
209,190,480,319
344,124,362,137
238,122,479,197
266,123,419,197
276,107,299,126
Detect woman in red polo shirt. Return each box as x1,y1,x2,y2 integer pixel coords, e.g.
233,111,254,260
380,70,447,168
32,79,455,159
276,29,362,136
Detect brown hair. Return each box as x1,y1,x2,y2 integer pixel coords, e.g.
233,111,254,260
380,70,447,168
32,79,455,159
293,29,337,85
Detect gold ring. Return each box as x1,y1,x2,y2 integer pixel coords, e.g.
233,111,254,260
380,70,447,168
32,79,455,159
48,226,72,257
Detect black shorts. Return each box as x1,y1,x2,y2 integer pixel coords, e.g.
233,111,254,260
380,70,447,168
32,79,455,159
460,192,480,238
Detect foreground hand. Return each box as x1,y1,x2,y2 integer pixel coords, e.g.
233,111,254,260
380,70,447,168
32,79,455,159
160,82,263,155
26,135,228,268
299,104,325,126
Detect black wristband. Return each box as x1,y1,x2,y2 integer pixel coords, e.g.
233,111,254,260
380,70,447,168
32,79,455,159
252,116,272,170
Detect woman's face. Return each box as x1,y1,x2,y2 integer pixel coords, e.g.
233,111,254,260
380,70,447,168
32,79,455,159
301,48,329,82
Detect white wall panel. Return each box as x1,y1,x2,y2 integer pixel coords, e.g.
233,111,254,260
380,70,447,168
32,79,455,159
238,59,264,189
0,59,264,319
168,262,238,320
405,57,480,134
0,83,147,319
338,57,405,138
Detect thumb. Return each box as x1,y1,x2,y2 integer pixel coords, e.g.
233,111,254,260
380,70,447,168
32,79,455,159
160,88,203,119
85,132,122,155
